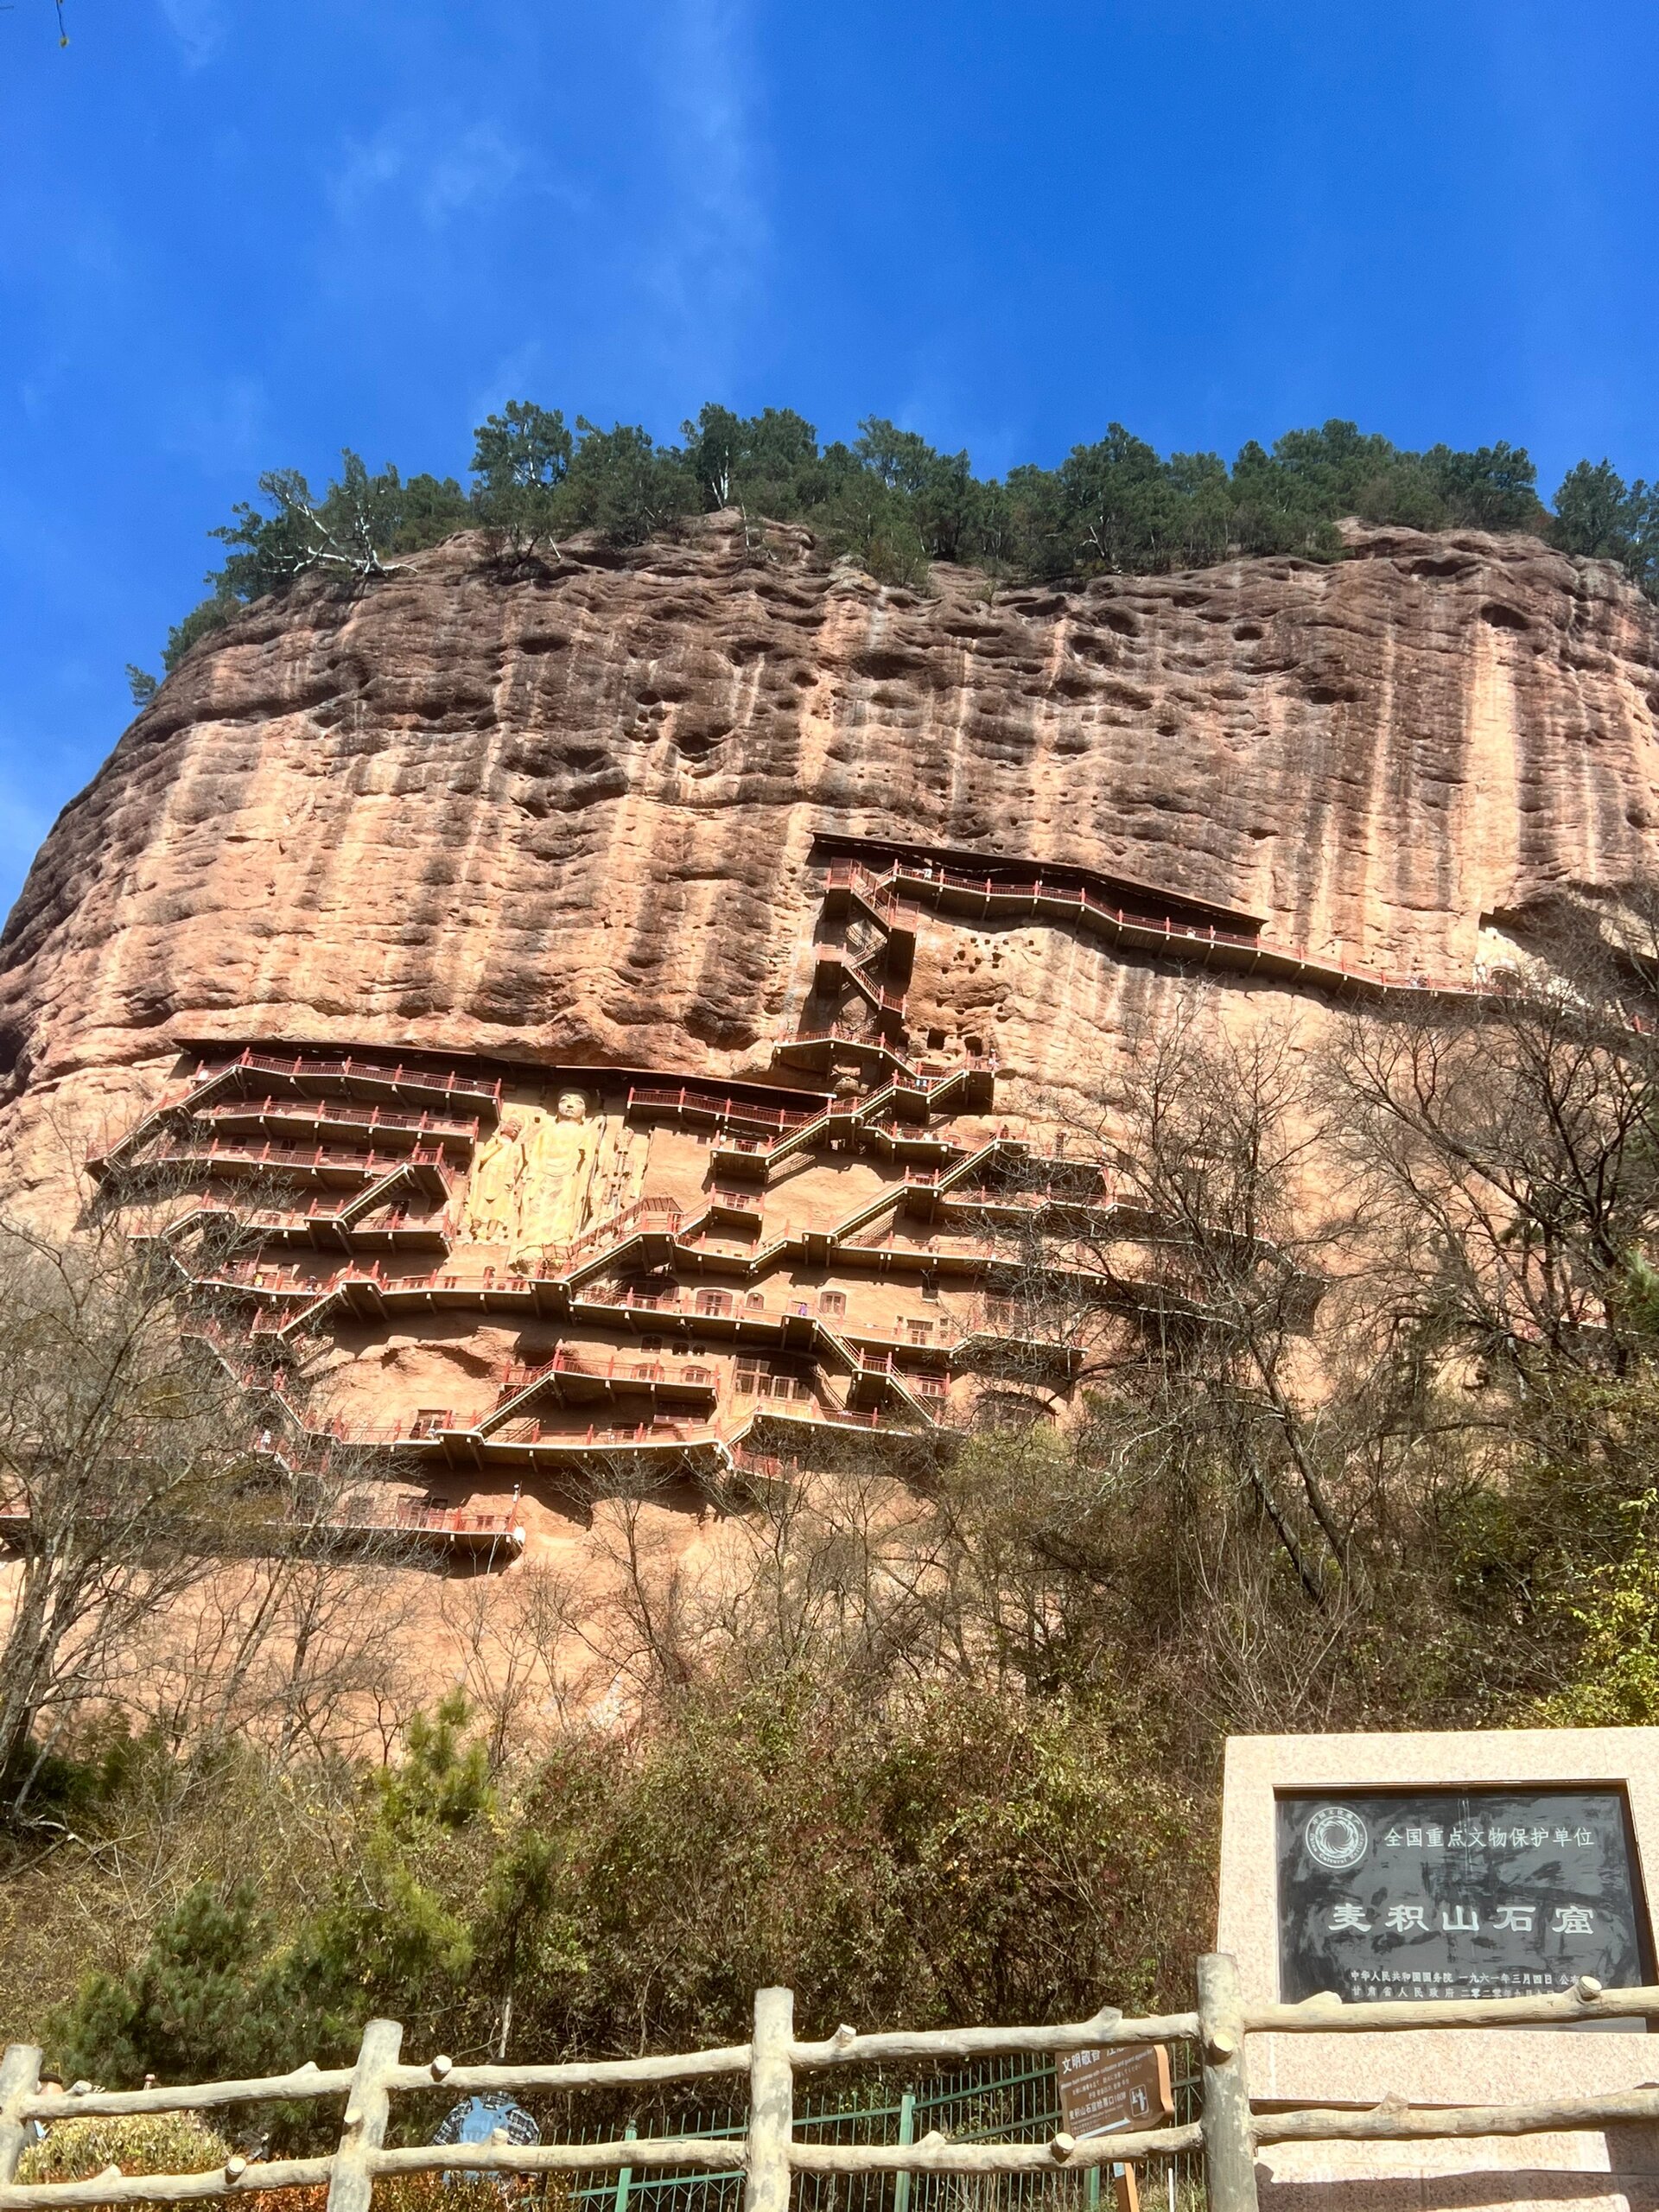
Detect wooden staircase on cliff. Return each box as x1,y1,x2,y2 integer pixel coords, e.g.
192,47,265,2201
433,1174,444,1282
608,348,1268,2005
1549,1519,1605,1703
83,831,1393,1535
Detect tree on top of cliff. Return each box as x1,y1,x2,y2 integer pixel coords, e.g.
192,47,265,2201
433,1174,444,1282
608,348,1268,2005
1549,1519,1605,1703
156,453,471,673
135,404,1651,694
211,455,469,597
1421,442,1542,531
562,418,693,545
1552,459,1659,596
470,401,573,552
680,402,821,512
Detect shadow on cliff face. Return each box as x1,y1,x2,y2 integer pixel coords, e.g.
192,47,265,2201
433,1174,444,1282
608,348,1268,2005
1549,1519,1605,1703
0,1015,30,1090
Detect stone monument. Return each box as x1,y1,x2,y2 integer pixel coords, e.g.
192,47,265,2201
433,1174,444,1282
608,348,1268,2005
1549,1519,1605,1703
1218,1728,1659,2212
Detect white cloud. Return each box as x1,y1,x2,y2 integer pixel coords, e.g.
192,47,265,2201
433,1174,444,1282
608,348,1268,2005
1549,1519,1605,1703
469,342,550,432
327,112,562,233
639,0,771,391
421,124,529,225
156,0,226,72
328,122,410,221
158,372,267,471
890,357,1029,480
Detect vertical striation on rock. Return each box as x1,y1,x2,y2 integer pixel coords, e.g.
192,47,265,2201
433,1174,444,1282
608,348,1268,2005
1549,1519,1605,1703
0,512,1656,1568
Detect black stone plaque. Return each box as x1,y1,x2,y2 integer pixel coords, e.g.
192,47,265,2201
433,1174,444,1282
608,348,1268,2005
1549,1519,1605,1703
1276,1789,1654,2014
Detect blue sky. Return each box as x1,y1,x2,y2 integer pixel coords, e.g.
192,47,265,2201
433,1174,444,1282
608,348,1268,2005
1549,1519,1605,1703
2,0,1656,917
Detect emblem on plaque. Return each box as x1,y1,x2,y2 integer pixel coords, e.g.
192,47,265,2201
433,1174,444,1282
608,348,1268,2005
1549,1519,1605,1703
1304,1803,1370,1872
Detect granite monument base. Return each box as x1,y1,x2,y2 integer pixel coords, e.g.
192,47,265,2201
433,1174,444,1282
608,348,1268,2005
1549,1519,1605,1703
1256,2127,1659,2212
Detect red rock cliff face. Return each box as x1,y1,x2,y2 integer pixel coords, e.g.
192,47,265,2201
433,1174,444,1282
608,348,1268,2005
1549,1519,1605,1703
2,514,1658,1204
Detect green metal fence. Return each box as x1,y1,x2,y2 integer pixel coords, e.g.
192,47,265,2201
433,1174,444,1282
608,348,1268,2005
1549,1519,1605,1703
565,2044,1204,2212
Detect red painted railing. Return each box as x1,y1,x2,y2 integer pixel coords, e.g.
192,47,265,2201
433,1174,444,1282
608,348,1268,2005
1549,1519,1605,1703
626,1086,822,1131
2,1494,524,1545
194,1047,504,1106
831,855,1497,997
388,1501,518,1538
786,1027,999,1073
149,1137,452,1179
498,1350,717,1397
558,1194,685,1261
200,1096,480,1143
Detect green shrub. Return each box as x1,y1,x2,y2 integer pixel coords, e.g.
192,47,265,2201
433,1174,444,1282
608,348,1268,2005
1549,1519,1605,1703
1535,1495,1659,1726
17,2110,232,2189
244,2177,560,2212
20,2119,557,2211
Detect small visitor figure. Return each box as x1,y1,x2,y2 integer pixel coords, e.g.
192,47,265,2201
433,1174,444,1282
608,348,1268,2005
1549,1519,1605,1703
431,2093,540,2190
22,2074,64,2148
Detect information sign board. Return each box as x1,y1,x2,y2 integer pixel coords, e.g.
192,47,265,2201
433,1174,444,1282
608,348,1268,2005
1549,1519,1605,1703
1056,2044,1173,2138
1276,1787,1654,2008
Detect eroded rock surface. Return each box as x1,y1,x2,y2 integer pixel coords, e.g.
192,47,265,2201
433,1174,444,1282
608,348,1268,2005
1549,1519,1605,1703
3,512,1658,1205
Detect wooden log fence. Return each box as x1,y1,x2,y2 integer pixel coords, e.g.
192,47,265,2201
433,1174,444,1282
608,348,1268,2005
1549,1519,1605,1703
3,1962,1659,2212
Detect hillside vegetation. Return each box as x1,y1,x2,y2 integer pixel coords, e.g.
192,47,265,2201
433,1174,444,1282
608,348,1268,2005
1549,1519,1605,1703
130,407,1659,700
10,912,1659,2086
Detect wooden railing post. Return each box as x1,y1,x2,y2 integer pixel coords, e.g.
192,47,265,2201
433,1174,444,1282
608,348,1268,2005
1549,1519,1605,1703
326,2017,403,2212
1198,1954,1256,2212
745,1986,794,2212
0,2044,43,2188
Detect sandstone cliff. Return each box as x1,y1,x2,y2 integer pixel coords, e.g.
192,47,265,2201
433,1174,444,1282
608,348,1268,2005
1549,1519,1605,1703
2,512,1657,1205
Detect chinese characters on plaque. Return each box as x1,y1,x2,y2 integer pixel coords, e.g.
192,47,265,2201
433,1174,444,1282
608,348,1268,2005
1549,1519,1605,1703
1057,2044,1173,2139
1276,1789,1653,2012
1056,2046,1174,2212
